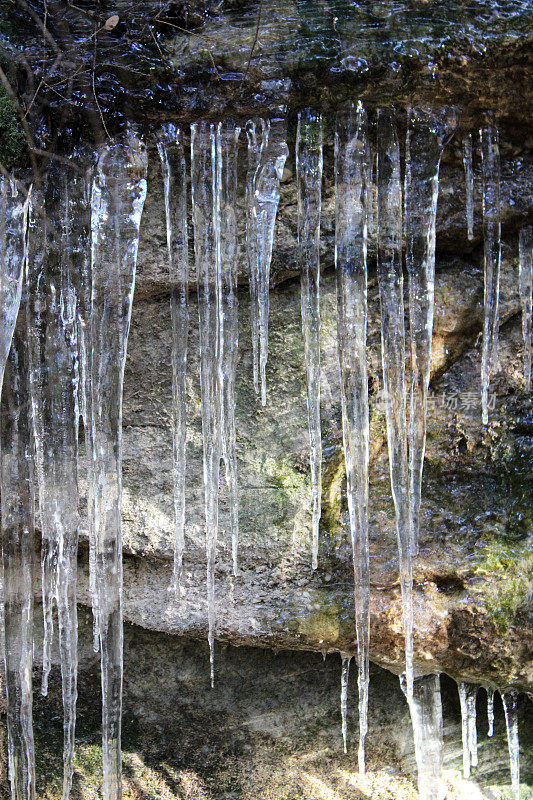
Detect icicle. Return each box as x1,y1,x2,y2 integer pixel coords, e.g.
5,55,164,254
376,107,413,702
0,185,34,800
405,106,455,556
26,195,59,701
462,133,475,241
2,324,37,800
27,153,88,799
487,686,494,737
458,682,478,778
216,120,241,577
157,125,190,594
401,673,445,800
296,108,323,571
335,100,370,774
340,654,351,754
0,177,27,390
90,129,147,800
245,119,264,397
501,690,520,800
191,121,220,687
74,159,99,654
246,117,288,405
0,176,29,696
518,226,533,392
0,175,28,735
480,119,501,426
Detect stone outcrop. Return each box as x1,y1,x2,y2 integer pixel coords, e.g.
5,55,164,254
69,130,533,693
1,0,532,695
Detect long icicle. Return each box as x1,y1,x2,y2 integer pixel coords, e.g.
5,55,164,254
26,157,87,799
246,117,288,406
335,100,370,774
340,654,352,755
501,690,520,800
405,106,455,556
401,673,444,800
90,129,147,800
462,133,475,242
2,325,36,800
157,125,189,594
297,108,323,571
458,681,478,778
487,686,495,737
0,180,33,800
76,158,99,653
60,151,93,799
518,226,532,392
376,107,413,702
191,121,220,686
480,119,501,426
0,175,28,699
0,177,27,387
245,119,265,397
216,120,241,577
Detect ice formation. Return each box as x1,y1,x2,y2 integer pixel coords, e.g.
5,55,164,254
404,106,455,555
462,133,475,241
297,108,324,570
0,106,525,800
89,129,147,799
157,124,190,593
340,654,352,755
480,120,501,426
335,100,370,773
401,673,445,800
245,117,288,405
376,107,413,702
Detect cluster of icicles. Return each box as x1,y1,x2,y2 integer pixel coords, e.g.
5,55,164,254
0,102,530,800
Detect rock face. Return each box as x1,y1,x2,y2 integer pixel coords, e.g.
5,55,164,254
2,0,533,702
70,121,533,693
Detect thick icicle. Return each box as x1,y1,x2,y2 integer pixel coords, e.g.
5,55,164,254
401,673,444,800
487,686,494,737
2,324,36,800
297,108,323,571
157,125,190,594
458,682,479,778
216,120,241,576
340,654,351,754
405,107,454,556
246,117,288,405
462,134,475,241
27,155,88,799
191,121,220,686
0,178,27,390
501,690,520,800
75,159,99,653
518,226,533,392
334,100,370,774
90,129,147,800
376,108,413,701
480,120,501,426
245,119,265,397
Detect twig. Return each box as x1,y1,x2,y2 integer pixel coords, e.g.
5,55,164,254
240,0,263,86
92,26,110,140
